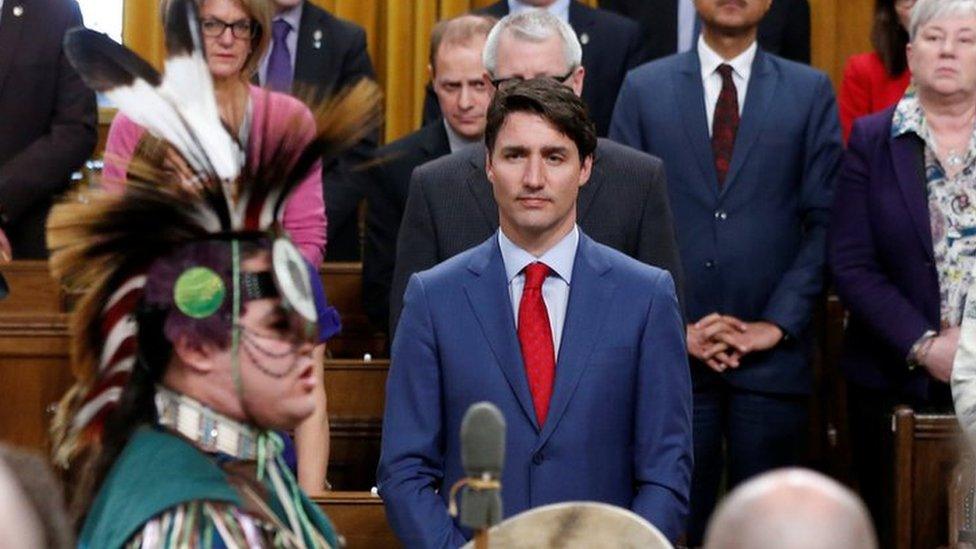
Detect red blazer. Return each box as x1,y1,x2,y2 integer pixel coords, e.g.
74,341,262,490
839,52,911,143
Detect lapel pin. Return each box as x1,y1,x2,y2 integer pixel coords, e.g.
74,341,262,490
579,32,589,45
313,29,323,49
12,5,24,17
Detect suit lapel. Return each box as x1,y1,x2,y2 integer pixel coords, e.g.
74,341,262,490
293,3,337,94
0,0,29,97
576,142,605,221
466,147,501,229
720,49,777,195
568,2,595,60
536,235,615,449
890,132,935,261
464,239,540,430
675,53,719,199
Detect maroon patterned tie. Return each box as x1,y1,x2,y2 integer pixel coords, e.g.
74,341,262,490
517,262,555,426
712,64,740,188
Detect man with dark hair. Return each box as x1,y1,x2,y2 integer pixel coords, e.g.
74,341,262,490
610,0,841,543
600,0,811,64
378,78,693,546
363,14,495,332
390,9,682,336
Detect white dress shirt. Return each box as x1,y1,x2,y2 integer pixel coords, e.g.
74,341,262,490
507,0,571,24
259,2,303,86
0,0,6,26
498,225,579,357
698,35,756,136
443,119,480,153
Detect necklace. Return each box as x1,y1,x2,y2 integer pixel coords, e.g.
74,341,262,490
947,149,965,168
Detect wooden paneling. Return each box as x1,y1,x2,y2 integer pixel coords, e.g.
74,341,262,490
893,407,963,549
314,491,401,549
0,261,62,316
810,0,874,89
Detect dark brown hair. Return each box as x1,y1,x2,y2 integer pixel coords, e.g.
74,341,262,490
871,0,910,77
485,78,597,162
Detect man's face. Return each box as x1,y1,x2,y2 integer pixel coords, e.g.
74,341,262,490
487,112,592,248
208,252,318,430
694,0,772,36
432,37,492,140
493,31,585,97
907,16,976,99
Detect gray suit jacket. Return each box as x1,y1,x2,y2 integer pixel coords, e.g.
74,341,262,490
389,138,683,333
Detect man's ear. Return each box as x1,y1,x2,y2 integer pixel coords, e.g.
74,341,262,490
172,335,219,375
578,154,594,188
428,63,435,83
485,148,495,183
571,65,586,97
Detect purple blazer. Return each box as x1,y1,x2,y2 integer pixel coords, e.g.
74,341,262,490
828,105,945,402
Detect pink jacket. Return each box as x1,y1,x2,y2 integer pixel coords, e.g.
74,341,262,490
102,85,327,265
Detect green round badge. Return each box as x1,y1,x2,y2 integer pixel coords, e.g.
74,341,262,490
174,267,226,319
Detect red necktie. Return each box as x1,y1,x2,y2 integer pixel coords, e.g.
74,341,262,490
712,64,740,188
517,262,555,426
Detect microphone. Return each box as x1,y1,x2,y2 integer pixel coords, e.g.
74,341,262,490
457,401,506,538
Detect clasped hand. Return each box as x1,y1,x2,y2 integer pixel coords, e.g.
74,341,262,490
686,313,784,373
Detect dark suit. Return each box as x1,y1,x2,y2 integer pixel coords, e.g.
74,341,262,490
828,106,950,542
363,120,451,331
290,1,377,261
0,0,96,258
379,232,692,545
390,139,683,334
599,0,811,64
610,48,841,542
422,1,644,137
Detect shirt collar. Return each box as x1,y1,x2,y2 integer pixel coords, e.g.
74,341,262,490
443,118,481,153
498,225,579,285
891,88,926,139
507,0,571,23
274,1,303,32
154,385,262,460
697,35,757,83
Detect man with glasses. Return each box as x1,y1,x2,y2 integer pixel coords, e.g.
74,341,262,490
260,0,377,262
389,9,682,335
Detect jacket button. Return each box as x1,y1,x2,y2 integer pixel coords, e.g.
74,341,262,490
705,260,715,269
532,453,544,465
714,210,727,220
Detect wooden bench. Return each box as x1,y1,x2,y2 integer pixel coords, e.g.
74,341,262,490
313,491,401,549
893,406,964,549
0,312,388,489
0,260,387,359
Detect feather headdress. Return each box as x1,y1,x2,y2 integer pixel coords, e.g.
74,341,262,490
48,0,380,467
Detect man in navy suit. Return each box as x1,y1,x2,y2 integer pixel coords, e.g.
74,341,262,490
610,0,841,543
379,78,692,547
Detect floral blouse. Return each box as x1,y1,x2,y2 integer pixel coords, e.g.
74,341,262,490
892,92,976,328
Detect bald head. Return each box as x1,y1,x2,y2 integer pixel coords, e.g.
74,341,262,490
704,469,877,549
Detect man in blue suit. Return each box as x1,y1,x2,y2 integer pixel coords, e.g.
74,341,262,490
378,78,692,547
610,0,841,544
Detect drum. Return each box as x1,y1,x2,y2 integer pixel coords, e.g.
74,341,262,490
461,501,672,548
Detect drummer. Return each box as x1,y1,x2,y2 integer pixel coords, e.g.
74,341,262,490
377,76,693,545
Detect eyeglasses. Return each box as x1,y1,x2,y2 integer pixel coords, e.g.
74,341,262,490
490,68,577,91
200,17,255,40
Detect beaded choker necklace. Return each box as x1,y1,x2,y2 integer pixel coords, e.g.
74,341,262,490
154,385,259,459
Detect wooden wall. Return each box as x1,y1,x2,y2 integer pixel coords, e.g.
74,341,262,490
810,0,875,89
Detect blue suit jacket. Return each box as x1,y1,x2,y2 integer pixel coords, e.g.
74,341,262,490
610,49,841,394
377,232,692,547
828,106,945,403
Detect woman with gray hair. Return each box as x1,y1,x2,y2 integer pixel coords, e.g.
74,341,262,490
829,0,976,541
